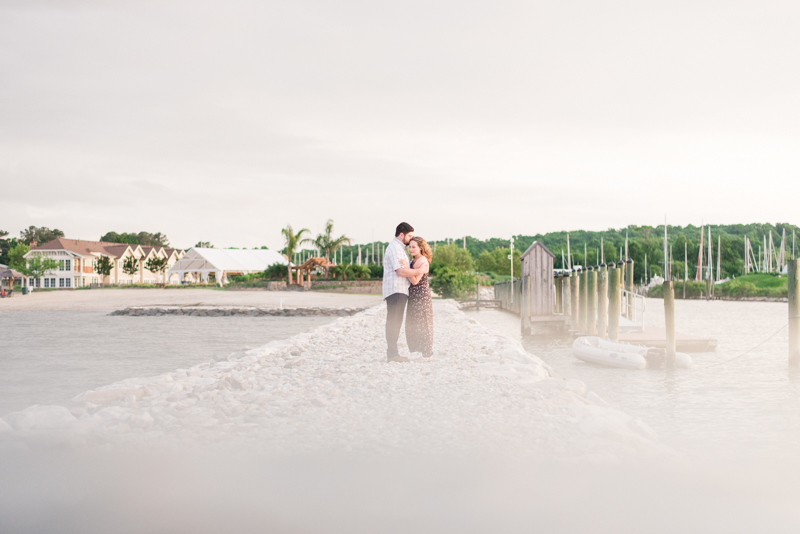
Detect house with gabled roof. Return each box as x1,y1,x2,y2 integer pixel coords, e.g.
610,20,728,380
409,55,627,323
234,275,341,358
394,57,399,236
23,238,184,289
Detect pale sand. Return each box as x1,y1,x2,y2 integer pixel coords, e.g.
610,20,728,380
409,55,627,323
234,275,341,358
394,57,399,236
0,288,383,312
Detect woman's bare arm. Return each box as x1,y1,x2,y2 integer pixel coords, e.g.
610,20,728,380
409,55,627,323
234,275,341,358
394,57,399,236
408,258,429,285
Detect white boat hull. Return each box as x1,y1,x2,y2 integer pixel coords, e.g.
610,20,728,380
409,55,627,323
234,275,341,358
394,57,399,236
572,336,692,369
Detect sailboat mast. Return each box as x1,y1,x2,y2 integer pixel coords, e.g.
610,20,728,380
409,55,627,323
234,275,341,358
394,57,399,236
781,229,786,269
644,253,647,285
697,224,704,281
567,233,572,270
708,226,712,282
625,232,629,260
744,236,749,274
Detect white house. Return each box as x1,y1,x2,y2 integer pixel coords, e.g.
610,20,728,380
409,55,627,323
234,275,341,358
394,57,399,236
23,238,185,289
167,248,287,285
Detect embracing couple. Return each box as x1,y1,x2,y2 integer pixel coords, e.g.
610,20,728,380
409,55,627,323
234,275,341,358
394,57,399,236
382,222,434,363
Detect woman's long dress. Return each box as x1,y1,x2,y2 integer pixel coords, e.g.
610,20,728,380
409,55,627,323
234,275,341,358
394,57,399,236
405,258,434,357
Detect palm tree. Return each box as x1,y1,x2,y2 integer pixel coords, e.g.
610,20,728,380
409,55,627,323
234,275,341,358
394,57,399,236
281,225,312,284
331,263,354,281
314,219,351,279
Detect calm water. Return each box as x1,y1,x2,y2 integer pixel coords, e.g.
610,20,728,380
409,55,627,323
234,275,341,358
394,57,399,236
469,298,800,460
0,312,336,416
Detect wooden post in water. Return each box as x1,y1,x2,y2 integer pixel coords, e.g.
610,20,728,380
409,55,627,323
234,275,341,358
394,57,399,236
625,259,634,321
475,281,480,312
597,263,608,338
587,266,597,335
607,263,620,341
664,281,676,369
571,268,580,329
555,273,563,313
579,267,588,333
789,260,800,367
563,272,572,324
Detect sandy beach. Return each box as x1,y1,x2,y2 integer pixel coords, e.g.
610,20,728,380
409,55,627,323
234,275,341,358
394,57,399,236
0,288,383,312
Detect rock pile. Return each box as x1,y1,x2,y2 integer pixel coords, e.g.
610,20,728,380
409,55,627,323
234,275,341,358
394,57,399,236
2,301,670,460
110,306,367,317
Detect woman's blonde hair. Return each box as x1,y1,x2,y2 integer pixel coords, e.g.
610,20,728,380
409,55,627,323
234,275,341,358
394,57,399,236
410,236,433,263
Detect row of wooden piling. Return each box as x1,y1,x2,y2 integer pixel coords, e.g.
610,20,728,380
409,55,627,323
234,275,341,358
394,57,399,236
555,260,634,342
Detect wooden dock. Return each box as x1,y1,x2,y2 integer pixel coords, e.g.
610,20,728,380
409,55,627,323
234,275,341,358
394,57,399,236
618,327,717,352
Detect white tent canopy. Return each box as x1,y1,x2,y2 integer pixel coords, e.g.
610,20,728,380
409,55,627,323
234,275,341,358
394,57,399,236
167,248,287,285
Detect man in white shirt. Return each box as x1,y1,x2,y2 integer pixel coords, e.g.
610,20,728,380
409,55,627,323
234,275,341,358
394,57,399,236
382,222,424,362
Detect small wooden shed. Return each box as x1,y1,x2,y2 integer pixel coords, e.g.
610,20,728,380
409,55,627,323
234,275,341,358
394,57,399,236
519,241,556,331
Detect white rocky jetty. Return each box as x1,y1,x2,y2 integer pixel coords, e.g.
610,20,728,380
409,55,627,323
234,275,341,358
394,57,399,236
1,301,669,460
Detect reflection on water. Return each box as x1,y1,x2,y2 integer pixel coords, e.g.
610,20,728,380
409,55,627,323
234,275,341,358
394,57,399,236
0,311,336,416
468,298,800,459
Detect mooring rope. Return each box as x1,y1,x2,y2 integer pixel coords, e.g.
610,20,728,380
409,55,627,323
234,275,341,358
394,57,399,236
698,322,789,369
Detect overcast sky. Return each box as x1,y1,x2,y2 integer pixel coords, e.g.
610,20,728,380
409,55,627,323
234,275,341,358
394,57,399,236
1,1,798,249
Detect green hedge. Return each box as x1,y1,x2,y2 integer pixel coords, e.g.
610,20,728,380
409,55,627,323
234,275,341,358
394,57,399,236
648,281,707,298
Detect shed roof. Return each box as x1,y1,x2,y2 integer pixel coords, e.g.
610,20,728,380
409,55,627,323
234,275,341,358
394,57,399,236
520,241,555,259
167,248,287,274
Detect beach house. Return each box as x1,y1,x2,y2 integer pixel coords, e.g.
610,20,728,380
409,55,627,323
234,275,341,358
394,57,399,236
23,238,185,289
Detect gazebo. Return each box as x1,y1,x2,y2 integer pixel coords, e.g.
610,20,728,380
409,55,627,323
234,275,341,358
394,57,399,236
0,268,28,294
291,257,331,285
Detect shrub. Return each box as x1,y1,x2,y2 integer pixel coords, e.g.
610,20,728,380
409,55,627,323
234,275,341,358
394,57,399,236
263,262,287,280
350,264,371,280
330,263,354,280
717,279,756,298
368,263,383,279
429,268,475,298
228,272,266,283
647,281,707,298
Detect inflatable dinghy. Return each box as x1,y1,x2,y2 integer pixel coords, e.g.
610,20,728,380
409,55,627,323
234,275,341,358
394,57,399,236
572,336,692,369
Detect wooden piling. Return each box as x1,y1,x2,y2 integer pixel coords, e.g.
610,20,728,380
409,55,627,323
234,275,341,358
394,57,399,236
664,281,676,369
579,267,588,333
563,272,572,323
625,259,634,320
607,263,620,342
790,260,800,367
587,266,597,335
597,264,608,338
476,281,480,312
571,268,580,329
555,273,563,313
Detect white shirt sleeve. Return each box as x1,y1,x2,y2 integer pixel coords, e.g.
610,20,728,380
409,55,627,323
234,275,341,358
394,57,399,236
388,244,404,271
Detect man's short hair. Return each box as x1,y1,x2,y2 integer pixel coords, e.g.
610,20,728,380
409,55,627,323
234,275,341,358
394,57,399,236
395,222,414,237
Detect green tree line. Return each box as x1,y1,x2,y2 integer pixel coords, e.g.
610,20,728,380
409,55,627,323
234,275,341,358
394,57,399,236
434,223,799,283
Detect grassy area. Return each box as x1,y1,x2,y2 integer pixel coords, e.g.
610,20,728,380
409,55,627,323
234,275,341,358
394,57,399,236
715,273,787,298
729,273,788,289
647,274,788,299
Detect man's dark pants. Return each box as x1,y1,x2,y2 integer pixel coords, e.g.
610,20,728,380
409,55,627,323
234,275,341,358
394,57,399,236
385,292,408,358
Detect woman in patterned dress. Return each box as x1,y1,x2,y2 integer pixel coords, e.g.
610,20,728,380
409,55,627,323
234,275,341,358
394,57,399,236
405,237,434,360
